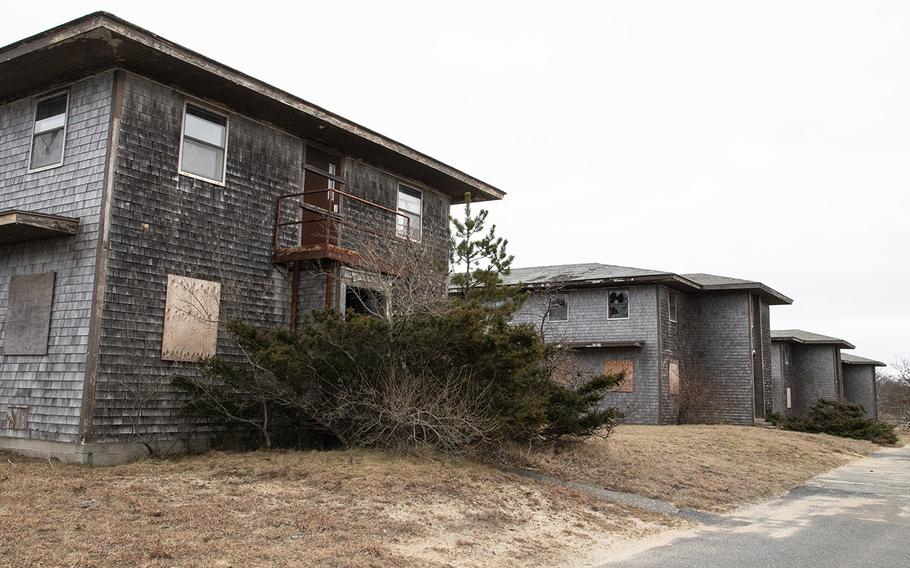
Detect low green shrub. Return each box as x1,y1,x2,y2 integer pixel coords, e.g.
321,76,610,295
770,399,898,445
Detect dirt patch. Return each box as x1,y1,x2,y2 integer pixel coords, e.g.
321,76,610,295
0,449,682,568
509,425,878,512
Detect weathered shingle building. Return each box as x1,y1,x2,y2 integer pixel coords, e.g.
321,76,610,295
506,263,791,425
840,353,884,419
0,13,502,463
770,329,854,416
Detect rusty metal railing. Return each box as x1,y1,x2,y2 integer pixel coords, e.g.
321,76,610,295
272,187,412,255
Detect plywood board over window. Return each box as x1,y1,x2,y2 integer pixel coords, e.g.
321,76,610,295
668,359,681,396
604,359,634,392
3,272,55,355
161,275,221,362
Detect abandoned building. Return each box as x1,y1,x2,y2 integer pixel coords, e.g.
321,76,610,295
0,13,503,463
505,263,792,426
770,329,855,416
840,353,884,419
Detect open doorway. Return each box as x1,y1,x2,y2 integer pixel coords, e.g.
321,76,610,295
344,285,386,318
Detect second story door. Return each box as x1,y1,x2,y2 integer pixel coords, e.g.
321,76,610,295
301,146,341,247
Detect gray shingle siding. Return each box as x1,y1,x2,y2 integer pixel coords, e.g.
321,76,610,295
88,73,301,442
515,285,765,426
512,285,661,424
688,292,755,425
842,364,877,419
788,343,840,415
0,72,113,443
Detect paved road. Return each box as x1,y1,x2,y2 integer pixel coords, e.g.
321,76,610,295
599,445,910,568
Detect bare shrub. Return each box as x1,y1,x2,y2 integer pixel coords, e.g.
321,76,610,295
327,365,496,454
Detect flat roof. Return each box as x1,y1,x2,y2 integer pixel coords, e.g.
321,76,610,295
501,263,792,305
771,329,856,349
841,353,886,367
0,210,79,245
0,12,503,203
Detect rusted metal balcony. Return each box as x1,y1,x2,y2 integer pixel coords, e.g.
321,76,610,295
271,171,412,266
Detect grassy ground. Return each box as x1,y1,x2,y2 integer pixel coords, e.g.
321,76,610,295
0,449,682,568
512,425,879,512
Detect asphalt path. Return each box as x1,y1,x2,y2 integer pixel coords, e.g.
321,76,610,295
598,444,910,568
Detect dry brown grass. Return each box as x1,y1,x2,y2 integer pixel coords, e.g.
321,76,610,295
511,425,878,512
0,449,681,568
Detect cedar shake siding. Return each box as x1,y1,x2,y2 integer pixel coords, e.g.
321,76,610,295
0,72,114,446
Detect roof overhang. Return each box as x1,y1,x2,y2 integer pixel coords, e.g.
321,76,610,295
0,12,503,203
771,334,856,350
0,210,79,245
501,270,791,304
508,273,698,292
841,355,886,367
696,282,792,305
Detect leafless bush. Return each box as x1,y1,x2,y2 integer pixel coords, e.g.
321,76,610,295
878,357,910,428
326,365,497,454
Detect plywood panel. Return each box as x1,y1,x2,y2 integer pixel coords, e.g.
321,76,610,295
3,272,55,355
161,275,221,362
669,359,681,396
604,359,634,392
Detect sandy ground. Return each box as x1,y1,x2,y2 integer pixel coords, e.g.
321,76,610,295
0,449,683,568
511,425,879,512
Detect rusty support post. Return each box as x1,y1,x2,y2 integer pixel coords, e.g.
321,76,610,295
290,261,300,333
325,262,336,311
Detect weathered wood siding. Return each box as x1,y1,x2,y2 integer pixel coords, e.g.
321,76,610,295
0,72,113,443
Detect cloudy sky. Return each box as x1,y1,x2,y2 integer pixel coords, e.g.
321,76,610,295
4,1,908,368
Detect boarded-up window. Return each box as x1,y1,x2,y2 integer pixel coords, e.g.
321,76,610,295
3,272,55,355
161,275,221,362
786,387,792,409
604,359,634,392
6,405,29,430
668,359,681,396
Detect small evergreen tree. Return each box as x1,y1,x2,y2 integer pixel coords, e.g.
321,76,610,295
450,192,514,296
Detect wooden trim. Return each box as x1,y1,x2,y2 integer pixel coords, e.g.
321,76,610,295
79,69,124,444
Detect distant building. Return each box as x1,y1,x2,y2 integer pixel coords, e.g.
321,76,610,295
770,329,854,416
0,13,503,463
841,353,884,419
506,263,792,425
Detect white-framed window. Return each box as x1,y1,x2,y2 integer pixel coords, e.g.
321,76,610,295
396,184,422,240
28,92,69,171
547,296,568,321
179,103,228,184
668,292,678,323
608,290,630,320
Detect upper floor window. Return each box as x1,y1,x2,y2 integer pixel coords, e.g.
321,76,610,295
396,185,422,240
29,92,69,171
180,104,228,184
547,296,568,321
608,290,629,320
668,292,678,323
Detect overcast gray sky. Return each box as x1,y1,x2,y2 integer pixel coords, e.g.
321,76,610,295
4,1,908,369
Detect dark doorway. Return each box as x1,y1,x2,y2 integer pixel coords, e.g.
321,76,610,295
344,286,385,318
